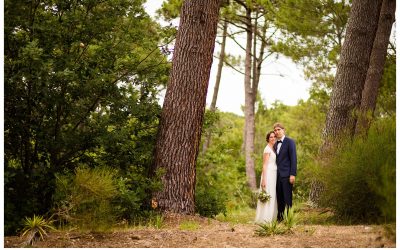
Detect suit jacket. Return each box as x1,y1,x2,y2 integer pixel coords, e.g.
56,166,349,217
274,136,297,178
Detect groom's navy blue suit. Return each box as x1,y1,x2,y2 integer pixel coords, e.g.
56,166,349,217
274,136,297,221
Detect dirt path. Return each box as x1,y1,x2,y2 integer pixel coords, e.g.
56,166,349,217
4,214,395,248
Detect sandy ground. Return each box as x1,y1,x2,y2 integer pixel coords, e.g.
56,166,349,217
4,214,395,248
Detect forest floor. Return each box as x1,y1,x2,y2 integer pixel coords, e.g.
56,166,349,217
4,207,396,248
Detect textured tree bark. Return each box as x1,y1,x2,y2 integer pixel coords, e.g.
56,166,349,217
312,0,383,206
153,0,221,214
202,19,228,153
254,20,268,92
243,7,257,190
321,0,383,153
355,0,395,136
245,13,268,191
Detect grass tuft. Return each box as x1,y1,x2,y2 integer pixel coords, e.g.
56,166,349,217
255,220,286,236
179,221,200,231
20,215,56,246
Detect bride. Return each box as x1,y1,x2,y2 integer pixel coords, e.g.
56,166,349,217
255,131,278,223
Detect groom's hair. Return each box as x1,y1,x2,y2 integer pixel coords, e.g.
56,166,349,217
273,122,285,130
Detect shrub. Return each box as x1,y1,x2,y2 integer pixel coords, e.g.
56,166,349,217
198,111,251,211
320,117,395,223
111,166,164,222
53,164,164,230
195,179,227,218
53,166,119,231
5,161,56,235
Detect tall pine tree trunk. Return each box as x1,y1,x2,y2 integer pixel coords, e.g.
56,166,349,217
311,0,383,206
254,16,268,99
355,0,396,135
202,19,228,153
321,0,383,153
243,7,257,190
242,9,268,190
249,14,268,187
153,0,221,214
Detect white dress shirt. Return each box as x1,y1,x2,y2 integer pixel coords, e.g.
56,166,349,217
277,135,285,154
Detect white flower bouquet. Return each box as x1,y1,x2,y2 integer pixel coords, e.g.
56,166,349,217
257,190,271,203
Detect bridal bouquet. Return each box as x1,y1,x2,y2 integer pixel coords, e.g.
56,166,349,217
257,190,271,203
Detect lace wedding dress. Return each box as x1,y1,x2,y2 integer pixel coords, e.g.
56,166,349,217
255,145,278,223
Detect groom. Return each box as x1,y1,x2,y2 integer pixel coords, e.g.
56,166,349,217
273,123,297,221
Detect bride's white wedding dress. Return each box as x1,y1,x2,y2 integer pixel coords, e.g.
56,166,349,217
255,145,278,223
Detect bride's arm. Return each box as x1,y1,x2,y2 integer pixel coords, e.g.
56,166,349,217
261,152,270,190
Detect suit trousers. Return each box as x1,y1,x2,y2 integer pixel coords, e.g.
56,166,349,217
276,173,293,221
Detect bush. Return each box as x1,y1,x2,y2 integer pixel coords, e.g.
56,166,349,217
111,166,164,222
53,166,119,231
4,161,56,235
53,164,164,230
195,156,227,218
320,117,395,223
195,177,227,218
195,111,248,217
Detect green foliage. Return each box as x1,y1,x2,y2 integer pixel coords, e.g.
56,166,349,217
383,224,396,242
319,117,396,223
216,206,255,224
148,213,165,229
198,98,327,218
20,215,56,246
53,166,119,231
271,0,350,108
4,161,56,235
195,181,227,218
255,220,286,236
283,206,299,231
375,54,396,117
4,0,394,233
197,112,252,216
113,167,165,222
296,206,335,225
157,0,183,20
202,108,222,134
4,0,168,234
196,111,229,217
179,221,200,231
255,205,300,236
53,164,164,231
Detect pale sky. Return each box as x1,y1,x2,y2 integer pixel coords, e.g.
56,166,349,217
144,0,312,116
